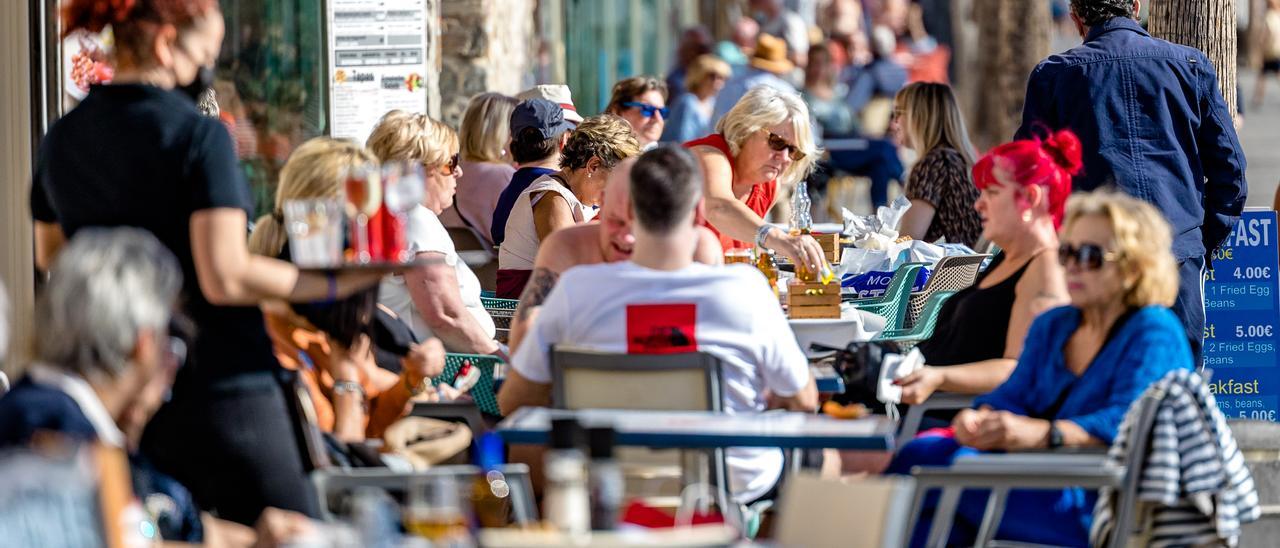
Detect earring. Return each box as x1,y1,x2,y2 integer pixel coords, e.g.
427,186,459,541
1021,210,1033,223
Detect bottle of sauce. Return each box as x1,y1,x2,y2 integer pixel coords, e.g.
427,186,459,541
470,432,511,529
790,180,835,285
756,247,780,299
544,418,590,536
587,427,624,531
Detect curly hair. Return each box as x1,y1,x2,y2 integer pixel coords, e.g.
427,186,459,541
559,114,642,172
1069,0,1136,27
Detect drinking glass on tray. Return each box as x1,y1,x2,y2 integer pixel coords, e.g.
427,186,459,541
344,163,382,263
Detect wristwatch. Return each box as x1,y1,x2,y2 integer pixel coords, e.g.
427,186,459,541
1047,421,1064,449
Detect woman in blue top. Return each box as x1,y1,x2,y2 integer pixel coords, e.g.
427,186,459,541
888,190,1194,547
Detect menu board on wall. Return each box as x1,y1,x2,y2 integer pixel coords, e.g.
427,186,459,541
326,0,430,145
1204,209,1280,421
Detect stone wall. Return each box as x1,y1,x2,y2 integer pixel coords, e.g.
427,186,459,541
439,0,536,127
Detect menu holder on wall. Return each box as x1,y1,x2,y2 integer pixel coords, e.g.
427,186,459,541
1203,209,1280,421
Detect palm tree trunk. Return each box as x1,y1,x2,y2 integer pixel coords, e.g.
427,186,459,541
971,0,1052,151
1149,0,1239,117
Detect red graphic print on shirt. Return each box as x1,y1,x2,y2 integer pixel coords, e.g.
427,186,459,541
626,303,698,354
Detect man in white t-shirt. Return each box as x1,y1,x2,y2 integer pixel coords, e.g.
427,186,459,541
505,158,723,353
499,146,817,503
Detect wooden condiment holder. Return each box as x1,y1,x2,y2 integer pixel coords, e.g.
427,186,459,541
787,280,842,319
813,233,841,264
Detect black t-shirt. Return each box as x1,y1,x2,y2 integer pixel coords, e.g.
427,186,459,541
31,84,279,386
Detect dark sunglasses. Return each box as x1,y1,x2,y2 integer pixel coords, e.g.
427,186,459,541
435,153,460,176
1058,243,1120,270
766,132,806,162
621,101,669,118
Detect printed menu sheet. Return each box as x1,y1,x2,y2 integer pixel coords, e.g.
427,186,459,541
1204,209,1280,421
327,0,430,144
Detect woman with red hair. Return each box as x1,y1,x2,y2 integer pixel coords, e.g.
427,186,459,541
31,0,382,526
894,130,1081,406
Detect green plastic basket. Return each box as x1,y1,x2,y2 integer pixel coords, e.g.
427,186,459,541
434,353,504,416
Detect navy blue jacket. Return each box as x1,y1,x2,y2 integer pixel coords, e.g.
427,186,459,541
1015,18,1247,260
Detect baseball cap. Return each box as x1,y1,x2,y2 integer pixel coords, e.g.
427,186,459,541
510,98,575,140
516,84,584,123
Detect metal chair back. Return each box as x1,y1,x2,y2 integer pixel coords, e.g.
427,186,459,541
311,464,538,525
550,346,724,412
549,346,731,516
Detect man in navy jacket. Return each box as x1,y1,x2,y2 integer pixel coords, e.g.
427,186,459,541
1015,0,1248,363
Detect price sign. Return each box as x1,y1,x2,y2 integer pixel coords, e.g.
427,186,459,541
1203,209,1280,421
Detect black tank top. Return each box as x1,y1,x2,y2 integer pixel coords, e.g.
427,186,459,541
917,253,1034,366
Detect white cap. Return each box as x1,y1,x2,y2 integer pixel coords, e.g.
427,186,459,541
516,84,583,123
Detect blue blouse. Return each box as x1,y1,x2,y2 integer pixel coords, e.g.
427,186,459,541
976,305,1194,443
889,305,1194,546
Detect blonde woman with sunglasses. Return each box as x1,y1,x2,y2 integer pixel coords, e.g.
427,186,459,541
684,86,825,271
366,110,505,359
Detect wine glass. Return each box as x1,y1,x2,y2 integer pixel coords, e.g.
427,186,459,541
381,161,425,262
343,164,382,263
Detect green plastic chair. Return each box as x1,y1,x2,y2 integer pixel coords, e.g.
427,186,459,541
434,353,505,416
844,262,928,330
873,291,956,344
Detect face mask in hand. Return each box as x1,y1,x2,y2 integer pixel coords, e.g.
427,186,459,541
178,65,215,102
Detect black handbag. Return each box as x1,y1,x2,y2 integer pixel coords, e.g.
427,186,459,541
811,340,903,414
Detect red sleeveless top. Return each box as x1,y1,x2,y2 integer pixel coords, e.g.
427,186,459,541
683,134,778,250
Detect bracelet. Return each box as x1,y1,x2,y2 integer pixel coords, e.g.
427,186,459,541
755,224,776,249
325,272,338,303
332,380,365,399
403,375,430,396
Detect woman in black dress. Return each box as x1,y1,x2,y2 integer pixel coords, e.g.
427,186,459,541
34,0,382,524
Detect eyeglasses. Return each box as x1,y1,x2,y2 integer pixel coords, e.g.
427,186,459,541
766,132,806,162
1057,243,1120,270
435,153,460,176
621,101,669,118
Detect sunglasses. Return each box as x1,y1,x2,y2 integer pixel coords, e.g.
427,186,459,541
435,153,460,176
621,101,669,118
766,132,806,162
1057,243,1120,270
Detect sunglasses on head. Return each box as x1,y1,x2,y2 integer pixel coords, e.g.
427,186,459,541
621,101,669,118
1058,243,1120,270
766,132,805,162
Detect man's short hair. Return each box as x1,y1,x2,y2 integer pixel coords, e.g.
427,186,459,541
510,126,562,164
1070,0,1135,27
629,146,703,234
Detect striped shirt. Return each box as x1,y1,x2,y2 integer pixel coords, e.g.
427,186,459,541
1091,368,1260,547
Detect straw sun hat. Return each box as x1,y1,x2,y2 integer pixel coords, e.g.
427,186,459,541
749,33,796,75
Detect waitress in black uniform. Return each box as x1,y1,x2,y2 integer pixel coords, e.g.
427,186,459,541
33,0,382,525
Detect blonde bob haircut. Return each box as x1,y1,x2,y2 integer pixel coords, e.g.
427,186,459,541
365,109,459,167
459,92,518,163
1062,191,1179,308
895,82,976,167
249,137,378,257
715,85,819,184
